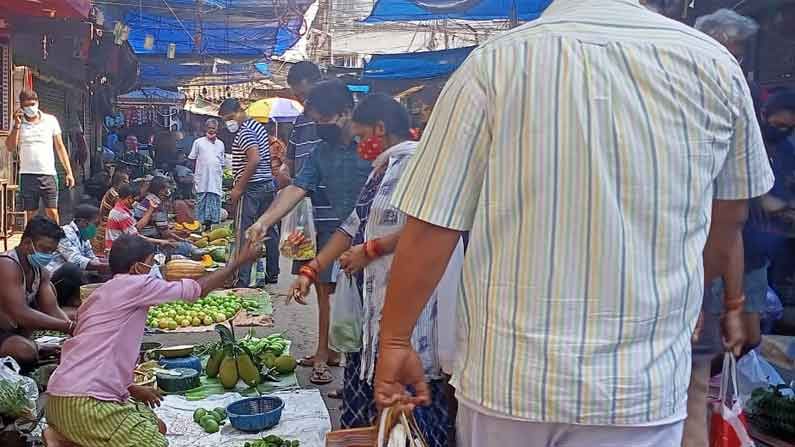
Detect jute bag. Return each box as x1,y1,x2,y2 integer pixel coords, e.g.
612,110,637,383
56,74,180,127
325,407,428,447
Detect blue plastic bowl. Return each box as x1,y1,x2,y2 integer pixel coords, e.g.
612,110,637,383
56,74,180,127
226,396,284,433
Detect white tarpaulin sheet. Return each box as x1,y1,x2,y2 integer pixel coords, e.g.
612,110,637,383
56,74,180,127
156,389,331,447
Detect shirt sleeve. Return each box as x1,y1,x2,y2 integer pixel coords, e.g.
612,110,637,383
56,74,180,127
49,115,62,136
391,51,492,231
138,277,203,307
338,209,361,239
58,238,91,270
238,129,259,151
188,140,200,160
292,148,321,193
713,67,775,200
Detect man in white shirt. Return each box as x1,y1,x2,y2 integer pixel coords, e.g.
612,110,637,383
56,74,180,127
5,89,75,224
189,118,226,231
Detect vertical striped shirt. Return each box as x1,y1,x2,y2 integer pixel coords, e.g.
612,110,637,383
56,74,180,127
231,119,272,185
391,0,774,426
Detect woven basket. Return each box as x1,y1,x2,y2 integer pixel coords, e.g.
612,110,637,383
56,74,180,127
79,283,103,302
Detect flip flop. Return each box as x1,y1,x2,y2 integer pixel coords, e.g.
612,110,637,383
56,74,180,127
299,356,341,368
310,363,334,385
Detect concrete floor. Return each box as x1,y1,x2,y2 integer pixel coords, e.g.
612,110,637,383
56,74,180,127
144,257,344,429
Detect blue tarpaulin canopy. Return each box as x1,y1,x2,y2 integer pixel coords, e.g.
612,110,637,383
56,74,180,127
363,46,475,80
364,0,552,22
110,0,312,87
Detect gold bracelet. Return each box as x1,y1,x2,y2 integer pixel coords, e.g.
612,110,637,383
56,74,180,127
724,295,746,312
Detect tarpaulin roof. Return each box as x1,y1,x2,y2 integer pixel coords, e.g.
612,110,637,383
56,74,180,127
111,0,314,87
363,46,475,80
137,58,271,87
363,0,552,22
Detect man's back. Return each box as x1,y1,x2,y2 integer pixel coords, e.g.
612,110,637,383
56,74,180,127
392,0,773,425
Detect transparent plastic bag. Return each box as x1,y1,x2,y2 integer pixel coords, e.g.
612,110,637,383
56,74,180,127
329,271,363,353
0,357,38,419
279,198,317,260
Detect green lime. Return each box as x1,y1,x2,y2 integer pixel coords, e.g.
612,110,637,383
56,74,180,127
193,408,208,423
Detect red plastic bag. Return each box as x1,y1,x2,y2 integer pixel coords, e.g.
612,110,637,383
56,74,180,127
710,353,756,447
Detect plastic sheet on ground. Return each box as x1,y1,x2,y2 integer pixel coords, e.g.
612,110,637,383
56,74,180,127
155,389,331,447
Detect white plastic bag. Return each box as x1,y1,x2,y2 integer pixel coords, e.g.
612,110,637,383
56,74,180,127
437,240,464,375
0,357,38,419
279,198,317,260
377,407,428,447
737,349,793,402
329,271,363,353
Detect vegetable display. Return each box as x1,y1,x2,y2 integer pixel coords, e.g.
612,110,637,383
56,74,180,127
147,292,253,330
193,407,228,433
0,379,34,419
747,385,795,439
164,259,207,281
204,326,296,389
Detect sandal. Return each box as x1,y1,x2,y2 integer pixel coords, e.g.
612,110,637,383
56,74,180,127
310,363,334,385
299,356,341,368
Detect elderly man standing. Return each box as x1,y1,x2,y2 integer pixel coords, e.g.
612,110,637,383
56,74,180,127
5,89,75,224
373,1,774,445
189,119,226,231
116,135,154,180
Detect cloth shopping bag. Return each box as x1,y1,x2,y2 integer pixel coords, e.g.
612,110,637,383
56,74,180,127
710,353,755,447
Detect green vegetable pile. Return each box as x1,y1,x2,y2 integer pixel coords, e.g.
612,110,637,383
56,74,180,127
0,379,34,419
193,407,228,433
747,385,795,439
244,435,299,447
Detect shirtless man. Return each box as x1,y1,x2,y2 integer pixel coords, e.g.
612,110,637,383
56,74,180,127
0,217,75,367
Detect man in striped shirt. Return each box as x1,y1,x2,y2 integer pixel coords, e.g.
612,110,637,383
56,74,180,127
219,98,278,286
373,0,774,444
285,61,323,178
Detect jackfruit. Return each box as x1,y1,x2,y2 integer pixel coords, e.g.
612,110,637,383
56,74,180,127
205,350,224,378
237,353,261,387
218,356,239,389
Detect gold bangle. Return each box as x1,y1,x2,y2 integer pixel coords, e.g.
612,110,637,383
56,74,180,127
724,295,746,312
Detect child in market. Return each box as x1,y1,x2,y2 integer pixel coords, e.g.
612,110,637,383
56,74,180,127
44,234,261,447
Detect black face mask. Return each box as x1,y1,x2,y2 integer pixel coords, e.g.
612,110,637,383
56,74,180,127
764,124,794,144
316,124,342,144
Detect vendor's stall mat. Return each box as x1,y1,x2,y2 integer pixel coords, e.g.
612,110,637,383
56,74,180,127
156,389,331,447
183,372,299,400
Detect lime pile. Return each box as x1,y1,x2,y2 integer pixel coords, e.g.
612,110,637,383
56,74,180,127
147,295,242,330
193,407,227,433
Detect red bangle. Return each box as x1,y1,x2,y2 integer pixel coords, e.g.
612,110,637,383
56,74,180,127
724,295,746,312
298,265,317,282
364,239,383,259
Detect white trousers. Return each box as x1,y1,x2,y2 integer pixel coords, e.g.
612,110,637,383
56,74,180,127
457,404,684,447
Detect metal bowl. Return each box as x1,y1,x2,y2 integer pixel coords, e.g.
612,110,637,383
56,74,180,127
157,345,195,358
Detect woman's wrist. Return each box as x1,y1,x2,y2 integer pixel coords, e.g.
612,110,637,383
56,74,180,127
298,264,318,283
724,295,746,313
364,239,383,259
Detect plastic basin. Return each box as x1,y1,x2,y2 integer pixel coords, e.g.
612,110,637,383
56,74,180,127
226,396,284,433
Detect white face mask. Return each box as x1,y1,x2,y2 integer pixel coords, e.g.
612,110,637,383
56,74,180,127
225,120,239,133
22,104,39,118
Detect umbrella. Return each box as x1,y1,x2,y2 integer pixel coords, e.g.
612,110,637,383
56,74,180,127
246,98,303,123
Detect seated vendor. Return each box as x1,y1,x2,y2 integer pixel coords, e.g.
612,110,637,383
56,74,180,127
106,183,173,253
0,217,75,367
46,204,110,317
132,176,199,258
44,234,261,447
173,151,195,199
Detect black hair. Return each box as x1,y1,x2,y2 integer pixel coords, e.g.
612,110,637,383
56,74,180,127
218,98,243,117
353,94,412,139
304,80,354,119
766,90,795,117
51,262,83,307
108,234,156,275
21,216,65,243
117,183,136,200
287,61,322,87
111,169,129,187
148,176,169,196
19,88,38,103
74,204,100,221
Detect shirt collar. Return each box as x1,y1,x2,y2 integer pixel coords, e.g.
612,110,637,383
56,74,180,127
543,0,642,17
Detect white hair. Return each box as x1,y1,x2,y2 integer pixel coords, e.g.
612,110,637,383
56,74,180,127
695,9,759,44
205,118,219,128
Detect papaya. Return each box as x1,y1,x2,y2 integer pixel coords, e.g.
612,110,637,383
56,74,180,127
184,220,201,232
237,353,261,387
218,356,239,389
210,238,229,247
195,238,209,249
205,350,224,378
200,255,215,268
